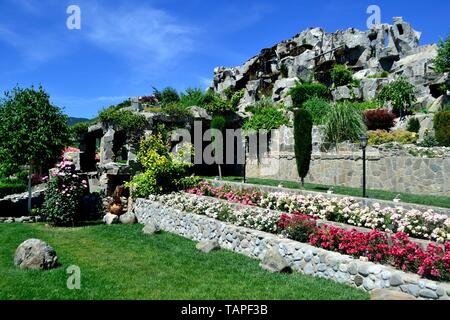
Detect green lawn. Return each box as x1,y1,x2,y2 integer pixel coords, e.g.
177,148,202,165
0,223,368,300
204,176,450,209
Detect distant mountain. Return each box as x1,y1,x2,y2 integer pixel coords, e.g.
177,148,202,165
68,117,90,126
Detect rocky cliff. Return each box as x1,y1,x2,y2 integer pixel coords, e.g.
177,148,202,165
212,17,449,113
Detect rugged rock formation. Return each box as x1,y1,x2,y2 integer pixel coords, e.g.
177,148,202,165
212,17,449,112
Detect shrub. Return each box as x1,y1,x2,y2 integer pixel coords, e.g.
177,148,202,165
331,64,353,87
289,83,329,107
406,117,421,133
161,102,193,119
278,213,317,242
293,109,313,186
179,87,205,108
230,89,245,109
368,71,390,79
302,97,332,125
377,77,416,116
242,106,289,132
153,87,180,105
202,90,233,114
368,130,418,145
418,130,440,147
434,110,450,146
41,159,88,226
125,134,195,197
211,115,227,130
322,102,367,144
347,100,383,111
98,108,148,132
433,32,450,73
363,109,396,131
0,178,27,198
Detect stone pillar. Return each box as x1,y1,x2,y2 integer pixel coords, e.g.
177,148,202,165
100,128,115,165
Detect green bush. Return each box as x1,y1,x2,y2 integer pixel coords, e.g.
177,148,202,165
406,117,421,133
377,77,416,116
289,83,329,107
433,32,450,73
293,109,313,185
434,111,450,147
331,64,353,87
368,130,418,145
161,102,193,119
98,107,148,132
211,115,227,130
41,160,88,226
418,130,440,147
202,90,234,114
347,100,383,111
153,87,180,105
125,134,195,197
368,71,390,79
180,88,205,108
242,106,289,132
302,97,332,125
322,102,367,144
230,89,245,109
0,178,26,198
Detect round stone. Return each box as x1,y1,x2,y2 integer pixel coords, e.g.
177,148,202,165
14,239,58,270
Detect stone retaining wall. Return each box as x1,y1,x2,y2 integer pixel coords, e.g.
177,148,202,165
247,126,450,197
135,198,450,300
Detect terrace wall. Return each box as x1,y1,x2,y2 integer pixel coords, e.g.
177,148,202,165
246,126,450,197
135,197,450,300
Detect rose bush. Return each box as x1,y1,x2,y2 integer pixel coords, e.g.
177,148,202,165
187,181,450,243
41,158,88,226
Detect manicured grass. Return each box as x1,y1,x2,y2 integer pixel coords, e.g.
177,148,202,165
0,223,368,300
203,176,450,209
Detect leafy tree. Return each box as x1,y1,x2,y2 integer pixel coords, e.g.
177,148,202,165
434,32,450,73
0,86,70,212
377,77,416,117
293,109,313,186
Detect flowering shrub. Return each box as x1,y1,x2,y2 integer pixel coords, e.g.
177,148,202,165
149,192,279,233
278,213,317,243
277,214,449,280
187,181,450,243
41,158,88,226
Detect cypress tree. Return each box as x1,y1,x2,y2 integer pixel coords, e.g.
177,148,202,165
293,109,313,186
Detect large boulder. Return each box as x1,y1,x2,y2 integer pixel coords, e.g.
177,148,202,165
370,288,416,300
14,239,58,270
119,212,137,225
142,220,160,235
259,246,292,273
196,240,220,253
103,213,119,225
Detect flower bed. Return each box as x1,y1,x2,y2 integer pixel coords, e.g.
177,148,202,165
150,192,450,282
187,181,450,243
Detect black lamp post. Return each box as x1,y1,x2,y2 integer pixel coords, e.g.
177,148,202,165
359,134,368,198
243,137,248,184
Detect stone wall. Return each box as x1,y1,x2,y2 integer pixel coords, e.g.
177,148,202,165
134,198,450,300
246,126,450,197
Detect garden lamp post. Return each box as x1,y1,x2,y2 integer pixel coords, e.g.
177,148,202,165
359,134,368,198
243,136,249,183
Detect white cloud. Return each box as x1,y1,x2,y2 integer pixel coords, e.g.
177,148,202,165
84,4,197,69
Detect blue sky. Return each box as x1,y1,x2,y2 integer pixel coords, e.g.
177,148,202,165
0,0,449,118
